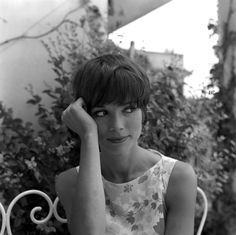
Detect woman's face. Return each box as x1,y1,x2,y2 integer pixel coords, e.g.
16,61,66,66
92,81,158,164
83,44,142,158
91,102,143,155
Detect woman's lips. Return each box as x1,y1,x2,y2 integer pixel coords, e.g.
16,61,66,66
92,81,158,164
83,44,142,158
107,136,129,144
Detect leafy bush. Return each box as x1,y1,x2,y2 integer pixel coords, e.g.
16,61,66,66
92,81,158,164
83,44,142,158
140,67,235,232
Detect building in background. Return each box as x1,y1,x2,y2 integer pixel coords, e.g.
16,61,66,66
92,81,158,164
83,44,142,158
128,40,189,95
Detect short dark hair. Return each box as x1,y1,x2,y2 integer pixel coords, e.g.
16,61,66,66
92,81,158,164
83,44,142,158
72,54,150,115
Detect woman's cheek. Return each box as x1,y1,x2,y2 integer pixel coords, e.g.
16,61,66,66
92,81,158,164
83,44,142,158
95,120,106,139
128,112,142,133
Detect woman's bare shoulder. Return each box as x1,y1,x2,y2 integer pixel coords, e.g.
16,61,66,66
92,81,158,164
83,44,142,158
166,161,197,208
164,161,197,234
171,161,196,182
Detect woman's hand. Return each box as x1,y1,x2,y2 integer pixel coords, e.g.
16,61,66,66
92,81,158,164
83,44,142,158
62,98,97,139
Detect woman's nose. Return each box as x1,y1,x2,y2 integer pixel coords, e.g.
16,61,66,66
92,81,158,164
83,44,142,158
108,114,124,131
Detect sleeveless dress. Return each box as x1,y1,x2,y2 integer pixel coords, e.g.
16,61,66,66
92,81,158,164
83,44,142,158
76,150,177,235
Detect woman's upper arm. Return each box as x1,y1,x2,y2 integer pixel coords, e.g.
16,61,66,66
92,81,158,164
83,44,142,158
55,168,77,225
165,161,197,235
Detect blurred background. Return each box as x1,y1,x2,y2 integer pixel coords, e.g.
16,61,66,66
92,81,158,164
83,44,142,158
0,0,236,234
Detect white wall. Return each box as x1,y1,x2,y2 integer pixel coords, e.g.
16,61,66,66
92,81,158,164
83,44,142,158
0,39,55,123
0,0,107,126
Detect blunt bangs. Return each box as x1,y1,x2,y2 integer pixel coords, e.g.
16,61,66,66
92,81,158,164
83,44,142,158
90,66,149,108
72,54,150,112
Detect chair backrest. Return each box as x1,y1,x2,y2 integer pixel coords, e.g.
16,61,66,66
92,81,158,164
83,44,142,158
0,190,67,235
196,187,208,235
0,187,208,235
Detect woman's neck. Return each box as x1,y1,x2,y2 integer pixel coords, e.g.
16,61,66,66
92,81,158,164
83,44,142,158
100,146,155,183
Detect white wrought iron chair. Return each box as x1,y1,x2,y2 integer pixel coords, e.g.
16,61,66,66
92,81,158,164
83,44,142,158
0,186,208,235
196,187,208,235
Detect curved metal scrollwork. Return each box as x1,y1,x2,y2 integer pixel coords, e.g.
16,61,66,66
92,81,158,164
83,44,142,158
53,197,67,223
196,187,208,235
0,190,68,235
6,190,54,235
0,202,6,235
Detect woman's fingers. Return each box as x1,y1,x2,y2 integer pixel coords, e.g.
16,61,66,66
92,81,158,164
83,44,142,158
73,97,85,109
61,97,97,138
62,98,83,120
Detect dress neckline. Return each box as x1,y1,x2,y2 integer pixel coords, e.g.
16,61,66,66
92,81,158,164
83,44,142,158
102,149,163,186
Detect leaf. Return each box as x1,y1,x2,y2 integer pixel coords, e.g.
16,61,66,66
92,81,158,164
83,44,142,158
34,170,42,183
133,202,140,209
42,89,57,99
138,175,148,184
52,68,61,76
152,193,159,200
151,202,157,209
126,212,135,224
131,224,138,231
143,199,149,206
13,118,23,124
33,95,41,103
27,95,41,105
55,87,63,94
27,99,38,105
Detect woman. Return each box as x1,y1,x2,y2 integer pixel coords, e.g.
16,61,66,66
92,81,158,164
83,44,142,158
56,54,197,235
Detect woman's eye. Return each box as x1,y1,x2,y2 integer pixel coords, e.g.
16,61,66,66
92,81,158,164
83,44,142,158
93,110,106,117
124,105,137,113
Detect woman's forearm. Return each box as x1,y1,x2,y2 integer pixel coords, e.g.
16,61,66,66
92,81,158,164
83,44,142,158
70,134,105,235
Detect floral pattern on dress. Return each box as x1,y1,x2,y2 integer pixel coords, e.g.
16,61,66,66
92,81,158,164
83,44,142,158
102,150,177,235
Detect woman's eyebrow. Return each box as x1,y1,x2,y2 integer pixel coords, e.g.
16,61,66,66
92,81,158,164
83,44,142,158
92,101,137,109
91,105,105,109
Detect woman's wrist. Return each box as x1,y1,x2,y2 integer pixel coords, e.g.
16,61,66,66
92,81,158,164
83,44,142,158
81,131,99,145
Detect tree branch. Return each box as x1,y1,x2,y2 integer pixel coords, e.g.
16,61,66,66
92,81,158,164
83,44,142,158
0,4,85,47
